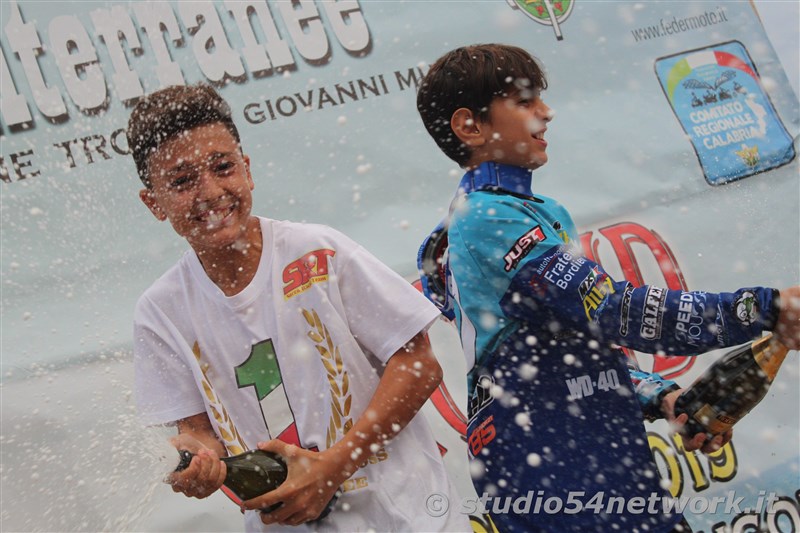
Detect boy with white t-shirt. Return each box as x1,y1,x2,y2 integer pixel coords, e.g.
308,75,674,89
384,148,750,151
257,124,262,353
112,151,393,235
128,84,469,532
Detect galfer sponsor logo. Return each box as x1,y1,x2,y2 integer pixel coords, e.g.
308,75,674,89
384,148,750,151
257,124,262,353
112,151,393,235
282,248,336,299
641,286,666,340
504,225,545,272
506,0,574,41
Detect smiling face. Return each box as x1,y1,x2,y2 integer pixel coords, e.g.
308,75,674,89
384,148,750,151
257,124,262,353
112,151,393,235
456,88,553,171
139,122,257,254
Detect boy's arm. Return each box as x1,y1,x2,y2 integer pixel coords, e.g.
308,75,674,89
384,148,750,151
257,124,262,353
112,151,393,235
501,246,783,355
167,413,227,499
501,246,797,451
242,331,443,526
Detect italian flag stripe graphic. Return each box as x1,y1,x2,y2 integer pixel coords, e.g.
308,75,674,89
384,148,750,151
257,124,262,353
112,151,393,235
666,50,757,102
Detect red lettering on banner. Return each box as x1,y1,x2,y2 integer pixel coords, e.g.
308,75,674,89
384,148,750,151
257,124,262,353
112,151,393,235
581,222,694,379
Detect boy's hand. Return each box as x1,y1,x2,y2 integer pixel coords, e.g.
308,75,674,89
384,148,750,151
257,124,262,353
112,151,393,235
661,389,733,454
242,439,346,527
167,434,226,499
774,286,800,350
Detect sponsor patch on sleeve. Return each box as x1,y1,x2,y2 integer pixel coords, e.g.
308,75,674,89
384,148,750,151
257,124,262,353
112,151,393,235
504,225,545,272
579,266,615,322
640,286,667,340
733,290,758,326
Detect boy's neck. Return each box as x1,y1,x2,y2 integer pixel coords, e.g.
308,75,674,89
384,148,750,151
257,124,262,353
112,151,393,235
194,216,264,297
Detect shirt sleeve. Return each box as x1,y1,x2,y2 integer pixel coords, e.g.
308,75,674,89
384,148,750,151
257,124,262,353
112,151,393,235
133,295,206,426
498,240,780,355
334,235,441,364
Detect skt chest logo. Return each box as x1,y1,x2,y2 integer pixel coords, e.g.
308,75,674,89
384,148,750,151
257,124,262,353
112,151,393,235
282,248,336,299
506,0,574,41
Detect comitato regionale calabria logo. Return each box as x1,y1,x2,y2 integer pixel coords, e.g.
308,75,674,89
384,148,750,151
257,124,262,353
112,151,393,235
654,41,795,185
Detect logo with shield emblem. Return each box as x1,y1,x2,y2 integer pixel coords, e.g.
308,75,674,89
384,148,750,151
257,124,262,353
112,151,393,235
506,0,574,41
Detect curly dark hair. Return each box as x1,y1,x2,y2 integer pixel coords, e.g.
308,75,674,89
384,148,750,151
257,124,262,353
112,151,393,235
416,44,548,166
127,84,241,187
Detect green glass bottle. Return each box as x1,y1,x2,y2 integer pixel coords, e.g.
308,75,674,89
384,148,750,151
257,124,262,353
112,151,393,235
674,333,790,438
176,449,288,502
175,448,339,519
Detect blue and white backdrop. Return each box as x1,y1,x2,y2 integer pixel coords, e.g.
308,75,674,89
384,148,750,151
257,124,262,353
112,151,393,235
1,1,798,531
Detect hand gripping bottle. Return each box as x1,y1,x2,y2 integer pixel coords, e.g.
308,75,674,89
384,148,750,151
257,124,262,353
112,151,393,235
674,333,790,438
176,448,338,519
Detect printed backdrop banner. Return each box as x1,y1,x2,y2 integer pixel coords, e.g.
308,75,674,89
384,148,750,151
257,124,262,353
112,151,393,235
1,1,798,532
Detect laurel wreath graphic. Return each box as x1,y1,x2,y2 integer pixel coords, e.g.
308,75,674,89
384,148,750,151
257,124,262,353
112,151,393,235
302,308,353,448
192,341,247,456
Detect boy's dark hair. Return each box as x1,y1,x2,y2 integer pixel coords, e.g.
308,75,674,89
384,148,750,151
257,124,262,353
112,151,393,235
416,44,548,167
127,84,241,187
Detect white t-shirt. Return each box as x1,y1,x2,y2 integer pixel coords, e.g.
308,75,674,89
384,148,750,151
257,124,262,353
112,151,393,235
133,217,468,532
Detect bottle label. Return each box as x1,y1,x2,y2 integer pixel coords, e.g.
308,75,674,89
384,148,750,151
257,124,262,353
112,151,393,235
753,335,789,381
693,404,737,435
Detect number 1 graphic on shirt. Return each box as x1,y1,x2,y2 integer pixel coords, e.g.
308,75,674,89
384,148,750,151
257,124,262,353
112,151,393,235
235,340,303,446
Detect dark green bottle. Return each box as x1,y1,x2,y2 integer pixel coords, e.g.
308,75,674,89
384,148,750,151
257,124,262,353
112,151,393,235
176,449,288,502
674,334,790,438
176,448,338,519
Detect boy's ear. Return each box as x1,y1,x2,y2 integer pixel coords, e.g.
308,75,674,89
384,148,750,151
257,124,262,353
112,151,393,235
451,108,487,147
243,154,254,191
139,188,168,221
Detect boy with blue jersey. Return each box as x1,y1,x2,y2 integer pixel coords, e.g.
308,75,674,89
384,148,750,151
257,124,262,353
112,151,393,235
416,44,799,532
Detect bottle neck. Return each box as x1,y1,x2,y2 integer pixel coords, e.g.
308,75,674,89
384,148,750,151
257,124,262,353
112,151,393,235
753,334,790,381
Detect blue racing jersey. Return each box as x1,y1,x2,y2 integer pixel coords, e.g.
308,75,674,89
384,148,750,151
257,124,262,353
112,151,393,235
418,162,779,532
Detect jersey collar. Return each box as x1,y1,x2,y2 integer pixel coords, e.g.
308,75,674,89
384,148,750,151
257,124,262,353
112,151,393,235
458,162,533,196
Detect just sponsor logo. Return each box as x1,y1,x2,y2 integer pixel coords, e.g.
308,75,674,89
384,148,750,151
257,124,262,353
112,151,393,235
503,225,545,272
